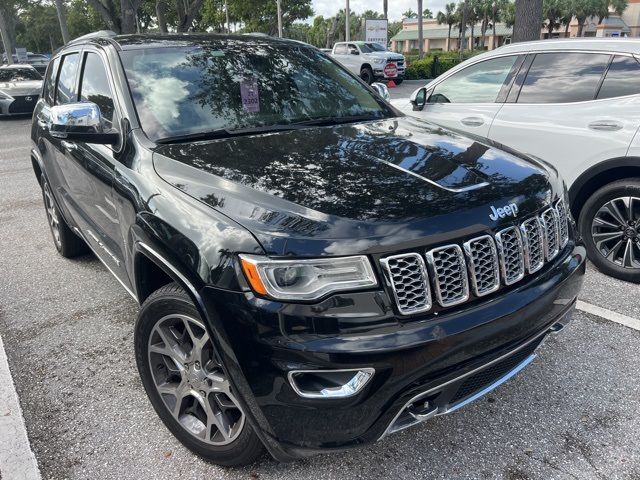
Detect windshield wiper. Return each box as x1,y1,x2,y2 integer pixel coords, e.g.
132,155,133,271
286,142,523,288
156,124,305,144
291,114,384,127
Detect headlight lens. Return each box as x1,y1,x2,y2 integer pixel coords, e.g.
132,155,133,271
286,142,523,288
373,58,386,64
239,254,378,301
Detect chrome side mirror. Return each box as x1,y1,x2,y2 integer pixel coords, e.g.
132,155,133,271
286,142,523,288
410,87,428,111
50,102,119,145
371,82,390,102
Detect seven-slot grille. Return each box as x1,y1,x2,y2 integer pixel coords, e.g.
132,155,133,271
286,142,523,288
380,201,570,315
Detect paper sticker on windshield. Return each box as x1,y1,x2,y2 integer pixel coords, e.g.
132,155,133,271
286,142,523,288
240,79,260,113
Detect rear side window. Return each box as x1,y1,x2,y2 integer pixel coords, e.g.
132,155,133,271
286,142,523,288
597,55,640,100
79,52,115,128
429,55,518,104
334,44,347,54
43,57,60,105
55,53,80,105
517,52,610,104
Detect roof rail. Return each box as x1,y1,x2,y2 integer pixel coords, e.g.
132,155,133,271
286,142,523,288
69,30,117,45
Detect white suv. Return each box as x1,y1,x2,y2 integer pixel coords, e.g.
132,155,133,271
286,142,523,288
407,39,640,283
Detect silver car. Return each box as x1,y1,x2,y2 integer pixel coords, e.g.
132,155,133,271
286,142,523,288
0,65,43,115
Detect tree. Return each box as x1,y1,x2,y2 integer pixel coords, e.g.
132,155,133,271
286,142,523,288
417,0,424,57
402,9,417,18
66,0,108,39
436,3,457,51
15,1,62,52
0,0,18,63
543,0,565,37
231,0,312,36
512,0,542,42
423,8,433,18
571,0,601,36
83,0,142,33
502,0,516,28
54,0,69,44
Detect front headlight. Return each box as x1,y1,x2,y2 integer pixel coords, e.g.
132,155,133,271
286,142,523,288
239,254,378,301
373,58,386,64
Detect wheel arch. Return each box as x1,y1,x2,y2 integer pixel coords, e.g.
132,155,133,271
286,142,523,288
569,157,640,221
30,148,43,186
360,63,373,72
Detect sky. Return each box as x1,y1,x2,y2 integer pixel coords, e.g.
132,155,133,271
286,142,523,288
310,0,451,22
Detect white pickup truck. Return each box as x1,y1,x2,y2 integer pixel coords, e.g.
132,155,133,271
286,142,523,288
330,41,406,85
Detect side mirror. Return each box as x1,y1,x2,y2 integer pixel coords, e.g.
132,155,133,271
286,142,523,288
371,82,390,102
49,102,119,145
410,87,428,111
349,48,359,55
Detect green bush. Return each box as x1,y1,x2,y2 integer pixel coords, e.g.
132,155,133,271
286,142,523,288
404,50,483,80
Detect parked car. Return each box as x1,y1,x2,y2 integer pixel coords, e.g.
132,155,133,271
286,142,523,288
0,64,42,115
331,41,405,84
407,38,640,282
31,32,585,466
2,53,50,75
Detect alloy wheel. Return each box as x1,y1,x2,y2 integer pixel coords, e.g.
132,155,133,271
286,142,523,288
148,314,245,445
43,182,62,248
591,196,640,269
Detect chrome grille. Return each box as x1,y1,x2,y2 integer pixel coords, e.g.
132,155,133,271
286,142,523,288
381,201,570,315
520,217,545,273
555,200,569,248
495,227,525,285
463,236,500,297
541,207,560,260
380,253,431,315
426,245,469,307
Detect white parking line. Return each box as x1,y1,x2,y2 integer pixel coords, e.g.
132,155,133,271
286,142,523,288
577,300,640,332
0,335,41,480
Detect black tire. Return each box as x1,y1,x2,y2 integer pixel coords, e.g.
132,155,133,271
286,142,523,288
578,178,640,283
135,284,264,466
360,67,374,85
41,175,89,258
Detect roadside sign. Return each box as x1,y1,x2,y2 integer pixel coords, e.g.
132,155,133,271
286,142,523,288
15,48,27,63
383,63,398,78
365,19,388,47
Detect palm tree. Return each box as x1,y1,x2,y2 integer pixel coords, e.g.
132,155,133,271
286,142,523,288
543,0,565,38
403,9,418,18
437,3,458,51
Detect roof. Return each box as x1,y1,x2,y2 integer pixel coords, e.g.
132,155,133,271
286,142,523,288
391,24,513,41
491,37,640,55
111,33,305,50
597,16,630,32
0,64,37,70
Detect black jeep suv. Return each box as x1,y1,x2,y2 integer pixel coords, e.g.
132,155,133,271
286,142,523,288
30,33,585,466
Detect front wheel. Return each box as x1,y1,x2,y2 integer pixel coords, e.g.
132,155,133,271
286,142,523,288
360,67,374,84
135,284,264,466
579,178,640,283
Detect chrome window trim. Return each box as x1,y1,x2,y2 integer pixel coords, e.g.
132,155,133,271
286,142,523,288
520,217,545,274
540,207,560,261
426,244,470,307
463,235,500,297
495,226,525,286
380,252,432,315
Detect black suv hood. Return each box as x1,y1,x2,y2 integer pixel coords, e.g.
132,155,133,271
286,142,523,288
153,117,560,256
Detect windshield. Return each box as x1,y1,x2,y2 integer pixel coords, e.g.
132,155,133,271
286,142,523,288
0,67,42,82
366,43,388,52
120,40,394,142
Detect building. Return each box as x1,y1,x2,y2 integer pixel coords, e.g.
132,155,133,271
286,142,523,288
391,0,640,54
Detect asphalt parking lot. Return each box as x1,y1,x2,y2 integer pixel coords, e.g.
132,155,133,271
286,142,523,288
1,111,640,480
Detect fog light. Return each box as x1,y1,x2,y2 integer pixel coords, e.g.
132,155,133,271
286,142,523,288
288,368,374,399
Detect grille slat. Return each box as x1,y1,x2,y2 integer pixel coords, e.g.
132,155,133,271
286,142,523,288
555,200,569,248
463,236,500,297
520,217,545,273
381,202,570,316
495,227,525,285
380,253,432,315
426,245,470,307
541,207,560,260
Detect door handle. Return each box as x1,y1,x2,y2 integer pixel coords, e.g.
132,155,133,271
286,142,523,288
461,117,484,127
588,120,623,131
61,140,77,151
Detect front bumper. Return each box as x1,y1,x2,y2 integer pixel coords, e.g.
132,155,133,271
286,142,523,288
200,243,585,462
